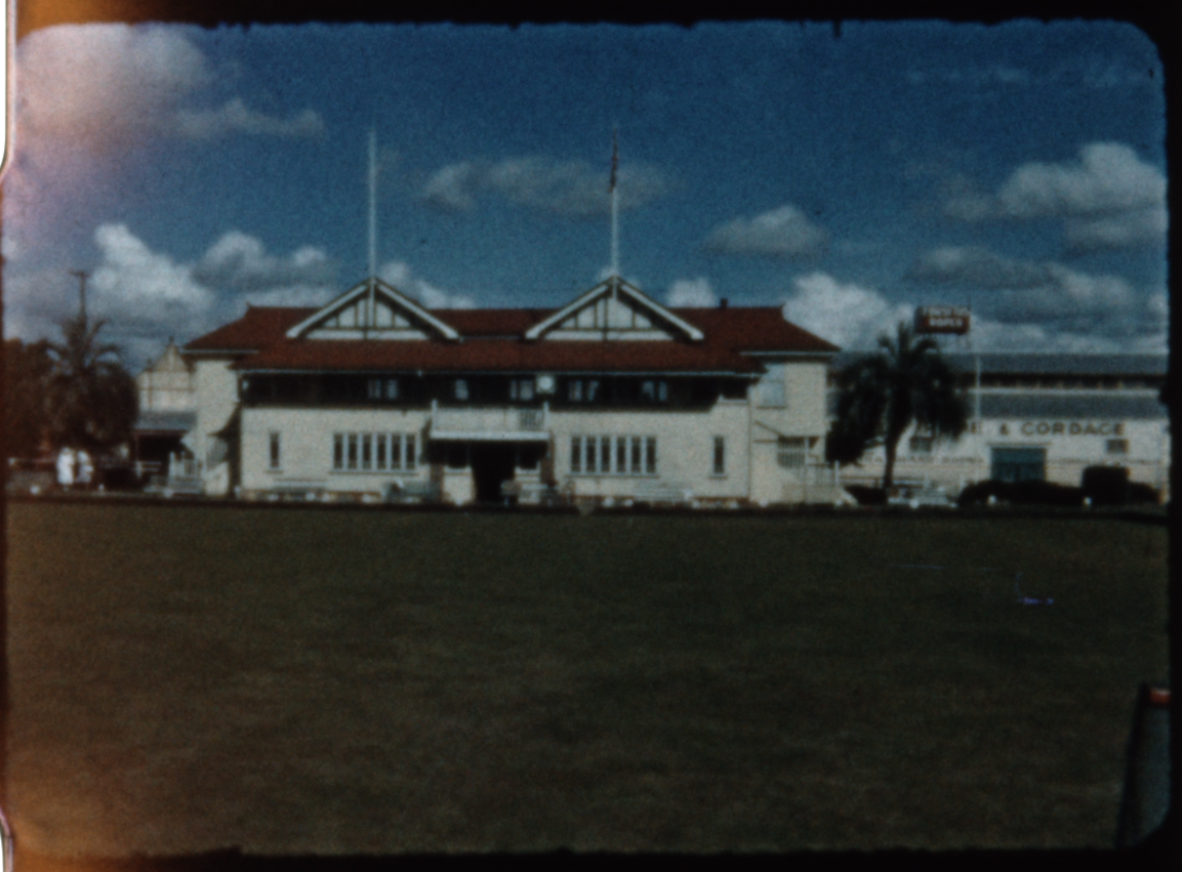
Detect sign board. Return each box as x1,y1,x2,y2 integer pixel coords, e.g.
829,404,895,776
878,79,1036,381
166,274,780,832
915,306,970,335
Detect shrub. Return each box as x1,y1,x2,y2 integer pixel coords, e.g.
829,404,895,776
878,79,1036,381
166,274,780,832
1081,466,1130,506
844,485,886,506
958,479,1084,507
1127,482,1161,505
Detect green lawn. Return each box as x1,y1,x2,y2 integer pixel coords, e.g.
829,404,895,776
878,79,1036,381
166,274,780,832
4,502,1169,854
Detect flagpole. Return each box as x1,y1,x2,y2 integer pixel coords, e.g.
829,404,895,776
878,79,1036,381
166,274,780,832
610,129,619,296
368,128,378,330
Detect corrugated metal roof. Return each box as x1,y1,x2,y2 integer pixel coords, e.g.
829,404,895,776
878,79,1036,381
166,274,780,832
942,353,1168,377
977,393,1167,420
831,351,1167,377
825,390,1166,420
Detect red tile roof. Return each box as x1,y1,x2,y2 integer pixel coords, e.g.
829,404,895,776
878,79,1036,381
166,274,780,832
183,304,839,374
184,306,312,352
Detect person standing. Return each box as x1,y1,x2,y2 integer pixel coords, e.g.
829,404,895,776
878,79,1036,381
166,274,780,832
76,450,94,490
56,448,75,490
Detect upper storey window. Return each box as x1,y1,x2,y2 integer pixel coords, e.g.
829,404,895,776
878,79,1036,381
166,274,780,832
510,379,535,401
756,364,786,407
568,379,601,402
640,380,668,403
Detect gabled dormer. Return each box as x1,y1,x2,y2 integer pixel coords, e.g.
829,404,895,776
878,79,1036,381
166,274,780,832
285,278,461,342
524,277,705,343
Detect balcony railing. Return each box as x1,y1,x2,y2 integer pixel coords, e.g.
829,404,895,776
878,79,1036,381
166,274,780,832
430,401,549,438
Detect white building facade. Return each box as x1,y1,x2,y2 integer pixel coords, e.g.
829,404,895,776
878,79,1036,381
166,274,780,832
832,353,1170,501
182,277,843,506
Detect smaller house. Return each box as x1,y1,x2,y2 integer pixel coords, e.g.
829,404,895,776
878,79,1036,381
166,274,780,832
132,342,196,480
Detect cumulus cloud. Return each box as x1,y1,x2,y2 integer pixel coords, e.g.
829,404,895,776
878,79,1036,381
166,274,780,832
16,24,323,146
90,224,217,330
379,261,476,309
942,142,1167,252
704,205,829,259
908,245,1136,328
781,272,912,350
3,225,347,366
174,99,324,139
1063,206,1168,254
777,263,1163,355
420,156,670,217
194,231,335,292
909,246,1052,289
969,314,1165,354
665,277,718,308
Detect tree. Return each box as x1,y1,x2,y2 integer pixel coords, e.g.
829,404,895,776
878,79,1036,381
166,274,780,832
826,321,968,492
4,338,54,459
44,314,138,454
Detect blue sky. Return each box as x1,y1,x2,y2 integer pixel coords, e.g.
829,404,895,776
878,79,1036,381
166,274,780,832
3,20,1167,369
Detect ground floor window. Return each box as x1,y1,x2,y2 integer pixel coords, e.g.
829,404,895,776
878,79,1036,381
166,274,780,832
333,432,418,472
571,435,656,475
777,437,806,468
269,432,281,470
1106,438,1129,455
713,436,725,475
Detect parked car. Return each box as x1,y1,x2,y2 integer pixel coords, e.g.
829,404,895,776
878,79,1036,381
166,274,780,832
887,481,954,509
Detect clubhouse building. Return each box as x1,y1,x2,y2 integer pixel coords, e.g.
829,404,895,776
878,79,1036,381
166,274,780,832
180,276,844,506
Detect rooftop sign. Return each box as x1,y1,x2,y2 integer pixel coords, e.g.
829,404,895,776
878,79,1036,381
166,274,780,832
915,306,970,335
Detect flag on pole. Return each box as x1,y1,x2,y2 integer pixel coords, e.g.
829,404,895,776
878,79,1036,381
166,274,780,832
609,130,618,192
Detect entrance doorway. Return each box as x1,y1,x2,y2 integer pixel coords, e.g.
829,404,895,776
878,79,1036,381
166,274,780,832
991,446,1046,482
471,443,517,503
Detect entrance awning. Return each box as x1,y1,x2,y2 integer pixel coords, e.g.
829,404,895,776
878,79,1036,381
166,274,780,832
429,430,550,442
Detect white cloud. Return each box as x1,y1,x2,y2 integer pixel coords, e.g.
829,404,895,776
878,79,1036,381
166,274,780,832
777,267,1161,355
1063,205,1168,253
909,246,1052,289
4,226,347,367
378,261,476,309
420,162,481,212
996,143,1164,219
665,277,718,308
942,142,1167,252
420,156,670,217
781,272,912,349
174,99,324,139
908,245,1136,326
16,24,322,146
18,24,213,145
194,231,335,292
968,316,1164,354
704,205,829,258
90,224,216,328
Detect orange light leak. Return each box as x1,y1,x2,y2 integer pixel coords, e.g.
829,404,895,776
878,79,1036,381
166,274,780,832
0,0,10,183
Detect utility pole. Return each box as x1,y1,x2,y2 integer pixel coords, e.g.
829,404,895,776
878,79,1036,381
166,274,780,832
69,269,89,323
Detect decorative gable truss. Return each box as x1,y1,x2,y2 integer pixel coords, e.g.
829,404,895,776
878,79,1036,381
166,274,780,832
285,278,461,341
524,277,705,342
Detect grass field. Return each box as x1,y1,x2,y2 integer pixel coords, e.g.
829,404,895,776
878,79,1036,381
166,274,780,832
4,501,1170,854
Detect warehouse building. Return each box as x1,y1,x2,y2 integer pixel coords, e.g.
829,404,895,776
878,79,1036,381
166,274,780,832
181,276,844,505
831,352,1170,501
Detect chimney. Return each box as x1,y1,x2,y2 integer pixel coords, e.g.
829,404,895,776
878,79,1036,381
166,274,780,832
719,298,728,310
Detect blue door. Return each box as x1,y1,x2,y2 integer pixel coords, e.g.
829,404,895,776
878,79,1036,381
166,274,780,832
991,447,1046,482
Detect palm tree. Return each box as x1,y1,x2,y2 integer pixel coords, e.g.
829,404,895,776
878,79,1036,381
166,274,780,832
4,337,54,459
44,314,138,455
826,321,967,492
